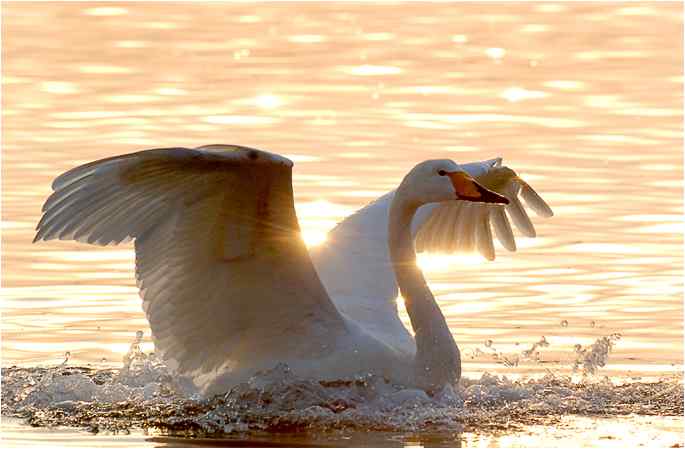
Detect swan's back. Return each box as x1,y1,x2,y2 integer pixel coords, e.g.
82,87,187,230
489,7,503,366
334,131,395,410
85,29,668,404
310,191,416,355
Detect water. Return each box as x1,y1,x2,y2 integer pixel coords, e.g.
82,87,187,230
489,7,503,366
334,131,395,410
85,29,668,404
2,342,682,446
2,2,683,446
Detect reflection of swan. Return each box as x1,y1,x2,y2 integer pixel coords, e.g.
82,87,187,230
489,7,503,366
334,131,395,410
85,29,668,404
34,145,551,396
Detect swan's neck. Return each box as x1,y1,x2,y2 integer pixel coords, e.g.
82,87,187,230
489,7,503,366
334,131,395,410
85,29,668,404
388,187,461,392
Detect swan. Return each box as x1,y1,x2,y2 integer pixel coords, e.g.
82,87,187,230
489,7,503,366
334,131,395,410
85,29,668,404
34,144,552,396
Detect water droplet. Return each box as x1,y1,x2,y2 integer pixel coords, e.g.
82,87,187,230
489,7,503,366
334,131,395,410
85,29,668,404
101,357,107,363
135,330,143,341
484,339,493,348
561,319,568,327
502,354,519,367
590,320,596,328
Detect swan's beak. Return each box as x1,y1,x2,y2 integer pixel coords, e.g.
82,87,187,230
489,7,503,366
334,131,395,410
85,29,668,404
447,171,510,205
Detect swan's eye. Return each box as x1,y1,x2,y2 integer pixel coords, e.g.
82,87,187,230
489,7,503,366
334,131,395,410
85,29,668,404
438,169,447,176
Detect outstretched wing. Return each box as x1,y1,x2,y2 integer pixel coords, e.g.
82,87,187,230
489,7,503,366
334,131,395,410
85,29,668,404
35,145,345,382
311,157,552,351
415,158,554,259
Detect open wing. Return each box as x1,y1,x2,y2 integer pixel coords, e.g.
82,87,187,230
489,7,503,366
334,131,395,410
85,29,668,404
35,145,345,382
311,157,552,350
415,159,554,259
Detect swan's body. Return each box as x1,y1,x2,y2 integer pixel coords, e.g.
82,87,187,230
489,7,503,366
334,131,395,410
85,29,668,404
34,145,551,396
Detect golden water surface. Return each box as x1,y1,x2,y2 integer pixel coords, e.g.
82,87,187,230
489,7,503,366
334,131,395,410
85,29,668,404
2,0,683,394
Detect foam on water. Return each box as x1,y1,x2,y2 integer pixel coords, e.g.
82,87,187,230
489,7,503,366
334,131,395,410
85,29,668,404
2,333,682,438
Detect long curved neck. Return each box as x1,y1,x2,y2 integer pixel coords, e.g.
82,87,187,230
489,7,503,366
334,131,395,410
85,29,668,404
388,185,461,392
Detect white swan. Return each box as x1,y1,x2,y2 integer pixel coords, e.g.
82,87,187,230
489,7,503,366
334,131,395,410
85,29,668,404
34,145,552,396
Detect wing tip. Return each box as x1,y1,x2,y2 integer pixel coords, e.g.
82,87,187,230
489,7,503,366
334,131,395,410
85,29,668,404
503,242,517,252
481,250,496,261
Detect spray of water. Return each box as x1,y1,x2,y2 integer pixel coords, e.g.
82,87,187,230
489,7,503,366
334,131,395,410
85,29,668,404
1,330,682,437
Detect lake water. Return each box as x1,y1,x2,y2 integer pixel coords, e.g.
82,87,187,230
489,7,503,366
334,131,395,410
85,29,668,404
2,2,683,447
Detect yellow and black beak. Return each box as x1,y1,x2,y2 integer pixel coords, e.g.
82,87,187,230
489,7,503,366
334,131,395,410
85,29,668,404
447,171,509,205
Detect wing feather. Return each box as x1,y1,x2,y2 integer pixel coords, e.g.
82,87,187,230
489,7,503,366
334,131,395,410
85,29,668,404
520,183,554,218
456,203,476,252
442,203,461,251
475,206,495,261
491,205,517,251
505,183,536,237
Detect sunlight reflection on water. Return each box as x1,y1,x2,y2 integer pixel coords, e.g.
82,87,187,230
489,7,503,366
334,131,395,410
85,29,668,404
1,1,683,445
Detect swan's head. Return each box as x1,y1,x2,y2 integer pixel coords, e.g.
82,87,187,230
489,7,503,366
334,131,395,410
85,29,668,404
402,159,510,206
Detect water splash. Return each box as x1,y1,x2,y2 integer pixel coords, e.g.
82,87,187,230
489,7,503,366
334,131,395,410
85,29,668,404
468,336,549,367
573,333,622,375
1,332,682,437
120,330,146,376
521,336,550,361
